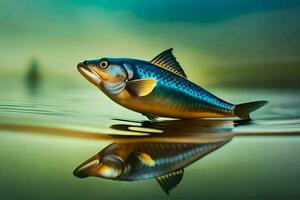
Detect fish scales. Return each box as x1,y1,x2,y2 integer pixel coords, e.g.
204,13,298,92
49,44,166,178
121,142,219,180
77,48,267,120
134,61,234,114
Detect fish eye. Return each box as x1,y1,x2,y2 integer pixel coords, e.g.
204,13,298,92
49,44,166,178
99,60,109,69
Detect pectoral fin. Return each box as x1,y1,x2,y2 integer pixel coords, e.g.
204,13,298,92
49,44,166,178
156,169,184,195
126,151,156,167
127,78,157,97
137,153,155,167
142,113,159,121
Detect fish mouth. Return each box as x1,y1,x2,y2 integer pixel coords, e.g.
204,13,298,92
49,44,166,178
77,62,101,86
73,154,100,178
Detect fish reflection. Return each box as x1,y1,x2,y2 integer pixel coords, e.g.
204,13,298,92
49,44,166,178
111,118,237,135
73,127,232,194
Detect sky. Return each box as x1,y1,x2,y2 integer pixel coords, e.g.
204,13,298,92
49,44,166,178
0,0,299,84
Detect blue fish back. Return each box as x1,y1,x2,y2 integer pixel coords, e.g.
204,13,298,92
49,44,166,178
130,60,234,112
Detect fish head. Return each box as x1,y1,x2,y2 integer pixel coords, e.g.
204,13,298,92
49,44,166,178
77,58,133,90
73,153,125,179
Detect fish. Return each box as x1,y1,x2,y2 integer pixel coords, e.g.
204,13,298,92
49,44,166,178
77,48,268,121
73,138,231,195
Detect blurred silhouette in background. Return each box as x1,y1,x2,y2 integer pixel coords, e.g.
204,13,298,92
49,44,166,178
25,58,42,94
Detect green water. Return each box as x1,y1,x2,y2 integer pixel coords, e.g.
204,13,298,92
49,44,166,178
0,78,299,200
1,1,300,199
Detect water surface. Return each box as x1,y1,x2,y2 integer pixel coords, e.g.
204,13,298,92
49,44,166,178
0,83,300,199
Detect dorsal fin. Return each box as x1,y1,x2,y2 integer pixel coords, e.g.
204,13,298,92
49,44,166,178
150,48,187,78
156,169,184,195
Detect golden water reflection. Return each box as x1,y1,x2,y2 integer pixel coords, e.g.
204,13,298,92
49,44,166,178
1,118,299,195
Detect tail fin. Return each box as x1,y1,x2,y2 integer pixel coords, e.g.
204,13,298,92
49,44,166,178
234,101,268,120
